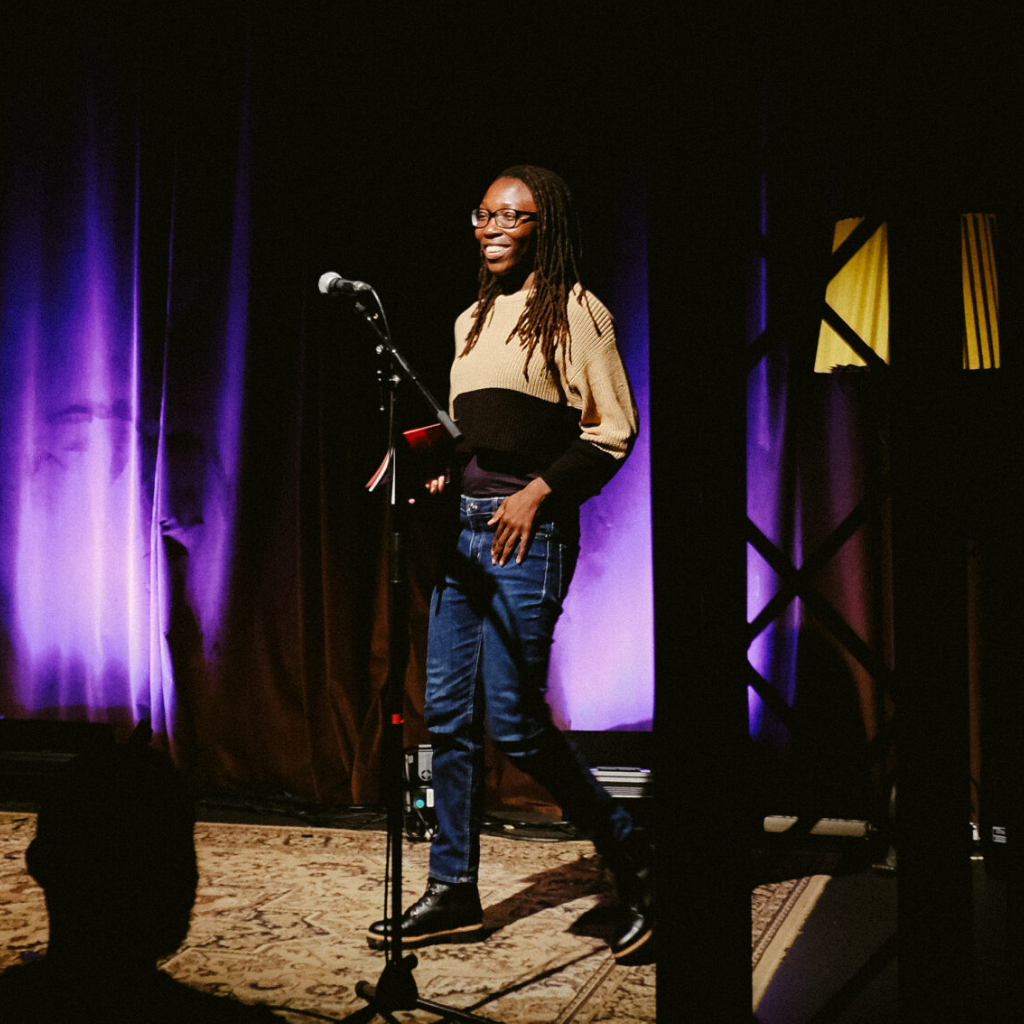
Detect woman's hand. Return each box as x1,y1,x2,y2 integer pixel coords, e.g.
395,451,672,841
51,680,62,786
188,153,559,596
488,477,552,566
426,474,447,495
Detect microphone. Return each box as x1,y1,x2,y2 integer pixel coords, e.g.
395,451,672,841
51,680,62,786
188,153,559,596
318,271,372,296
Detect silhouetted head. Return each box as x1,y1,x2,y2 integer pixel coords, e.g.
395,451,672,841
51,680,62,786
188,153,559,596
26,734,197,964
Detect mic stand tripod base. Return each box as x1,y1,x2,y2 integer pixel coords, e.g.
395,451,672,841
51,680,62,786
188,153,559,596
354,951,503,1024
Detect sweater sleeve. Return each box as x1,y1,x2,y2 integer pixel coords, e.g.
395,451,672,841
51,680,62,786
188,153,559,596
539,293,638,501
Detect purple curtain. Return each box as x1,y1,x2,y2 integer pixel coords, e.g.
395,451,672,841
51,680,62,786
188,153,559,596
1,22,167,731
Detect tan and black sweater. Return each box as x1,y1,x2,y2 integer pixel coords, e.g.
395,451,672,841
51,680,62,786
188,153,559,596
450,285,638,506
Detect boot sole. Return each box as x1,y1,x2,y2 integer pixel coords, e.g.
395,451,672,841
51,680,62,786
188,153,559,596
366,921,485,950
612,925,654,962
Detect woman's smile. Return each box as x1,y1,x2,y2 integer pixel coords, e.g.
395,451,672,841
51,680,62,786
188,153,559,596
475,177,537,287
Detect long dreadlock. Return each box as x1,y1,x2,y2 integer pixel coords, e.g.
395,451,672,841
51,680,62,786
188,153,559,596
460,165,598,383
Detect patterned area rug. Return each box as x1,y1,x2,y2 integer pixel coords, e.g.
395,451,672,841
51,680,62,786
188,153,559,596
1,812,824,1021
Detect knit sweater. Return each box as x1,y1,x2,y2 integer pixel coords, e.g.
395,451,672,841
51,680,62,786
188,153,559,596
450,285,638,505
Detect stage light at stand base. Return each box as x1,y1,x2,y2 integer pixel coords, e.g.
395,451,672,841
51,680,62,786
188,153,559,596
402,745,655,835
403,745,436,839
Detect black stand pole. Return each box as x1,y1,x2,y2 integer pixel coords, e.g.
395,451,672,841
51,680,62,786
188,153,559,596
334,291,500,1024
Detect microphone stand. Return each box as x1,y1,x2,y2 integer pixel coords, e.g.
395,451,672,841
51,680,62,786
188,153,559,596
337,290,501,1024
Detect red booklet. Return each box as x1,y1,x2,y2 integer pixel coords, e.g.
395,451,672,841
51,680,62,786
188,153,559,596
366,422,453,493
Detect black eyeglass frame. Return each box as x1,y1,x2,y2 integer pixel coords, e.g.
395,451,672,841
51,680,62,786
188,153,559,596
470,208,538,229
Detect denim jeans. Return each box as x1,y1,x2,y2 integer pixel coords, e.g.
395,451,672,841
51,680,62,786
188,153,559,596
424,495,634,885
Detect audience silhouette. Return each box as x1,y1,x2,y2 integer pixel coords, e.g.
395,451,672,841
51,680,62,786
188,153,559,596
0,724,281,1022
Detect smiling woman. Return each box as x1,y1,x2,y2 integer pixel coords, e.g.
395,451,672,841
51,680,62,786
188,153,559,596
368,164,654,965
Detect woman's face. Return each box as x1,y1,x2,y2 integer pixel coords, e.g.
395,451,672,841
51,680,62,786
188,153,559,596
475,176,538,286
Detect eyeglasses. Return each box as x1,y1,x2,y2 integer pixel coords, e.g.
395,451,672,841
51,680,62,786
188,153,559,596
470,208,538,229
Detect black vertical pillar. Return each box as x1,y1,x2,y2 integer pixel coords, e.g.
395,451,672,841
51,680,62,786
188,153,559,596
967,213,1024,1017
888,210,974,1024
649,42,756,1021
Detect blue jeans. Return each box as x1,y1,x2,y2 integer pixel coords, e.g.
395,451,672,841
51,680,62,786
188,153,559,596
424,495,634,884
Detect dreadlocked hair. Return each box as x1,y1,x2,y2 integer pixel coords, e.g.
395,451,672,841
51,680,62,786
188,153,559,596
461,165,599,382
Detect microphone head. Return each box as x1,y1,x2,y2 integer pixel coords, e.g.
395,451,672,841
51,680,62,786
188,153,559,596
318,271,371,295
318,271,342,295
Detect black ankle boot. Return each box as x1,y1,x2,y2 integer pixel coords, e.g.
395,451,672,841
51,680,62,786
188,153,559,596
367,879,484,949
604,832,655,962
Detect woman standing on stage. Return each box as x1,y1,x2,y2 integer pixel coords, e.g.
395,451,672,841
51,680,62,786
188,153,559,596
368,165,653,962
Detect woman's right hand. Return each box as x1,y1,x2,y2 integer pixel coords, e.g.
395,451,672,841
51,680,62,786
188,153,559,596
426,474,447,495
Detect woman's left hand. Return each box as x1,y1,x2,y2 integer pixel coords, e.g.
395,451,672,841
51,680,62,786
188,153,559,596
488,477,552,566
